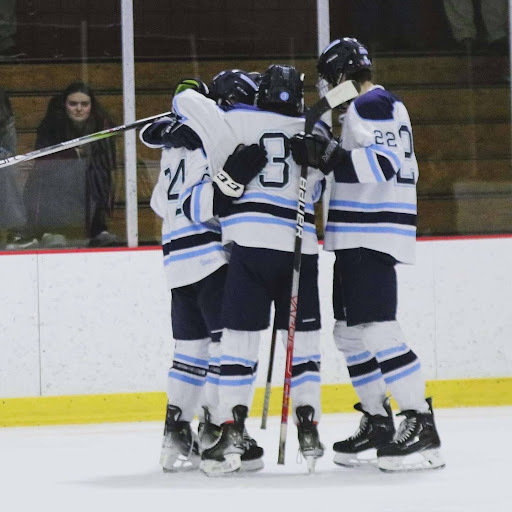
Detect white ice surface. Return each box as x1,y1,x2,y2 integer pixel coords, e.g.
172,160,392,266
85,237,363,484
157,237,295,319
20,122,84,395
1,407,510,512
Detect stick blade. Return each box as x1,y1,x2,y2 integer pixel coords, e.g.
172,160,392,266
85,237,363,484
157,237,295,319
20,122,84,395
304,80,361,132
324,80,361,109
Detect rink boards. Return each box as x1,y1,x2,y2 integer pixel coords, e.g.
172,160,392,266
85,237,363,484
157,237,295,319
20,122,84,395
1,237,511,426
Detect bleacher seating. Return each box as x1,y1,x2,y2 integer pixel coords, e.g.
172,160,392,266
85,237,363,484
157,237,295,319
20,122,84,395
2,54,511,243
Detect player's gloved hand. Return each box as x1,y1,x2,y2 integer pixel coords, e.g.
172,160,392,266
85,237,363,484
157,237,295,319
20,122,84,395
290,132,345,175
214,144,268,198
174,78,209,97
160,117,203,151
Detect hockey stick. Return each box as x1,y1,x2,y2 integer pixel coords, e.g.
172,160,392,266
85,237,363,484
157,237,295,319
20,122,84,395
0,111,173,170
277,79,361,466
260,318,278,430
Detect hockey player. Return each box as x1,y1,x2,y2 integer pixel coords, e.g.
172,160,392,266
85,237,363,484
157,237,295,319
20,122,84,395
290,37,445,472
141,76,267,472
171,65,328,475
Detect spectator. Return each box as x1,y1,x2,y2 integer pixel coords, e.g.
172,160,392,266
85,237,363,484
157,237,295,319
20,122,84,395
443,0,509,54
0,87,35,249
0,0,17,58
23,81,119,248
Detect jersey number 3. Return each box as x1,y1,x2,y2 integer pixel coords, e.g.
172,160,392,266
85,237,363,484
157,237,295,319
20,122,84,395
258,133,291,189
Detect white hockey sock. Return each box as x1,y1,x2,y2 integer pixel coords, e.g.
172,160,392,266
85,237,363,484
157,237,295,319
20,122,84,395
167,337,210,422
362,321,429,413
198,340,221,426
334,320,388,416
280,330,322,423
216,329,260,424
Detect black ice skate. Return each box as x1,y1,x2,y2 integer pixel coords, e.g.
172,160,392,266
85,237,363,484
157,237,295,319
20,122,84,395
377,397,445,472
198,406,221,450
240,428,264,472
296,405,324,473
199,405,248,476
333,397,395,467
198,406,264,472
160,404,200,472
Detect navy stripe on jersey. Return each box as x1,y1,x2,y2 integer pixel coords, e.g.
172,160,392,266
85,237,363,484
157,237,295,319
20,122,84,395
225,201,316,225
163,231,222,255
376,154,397,180
163,223,221,242
328,210,416,226
238,192,314,213
329,199,416,212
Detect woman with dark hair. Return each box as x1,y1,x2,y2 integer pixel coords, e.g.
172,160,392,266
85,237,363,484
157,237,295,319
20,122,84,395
24,81,119,247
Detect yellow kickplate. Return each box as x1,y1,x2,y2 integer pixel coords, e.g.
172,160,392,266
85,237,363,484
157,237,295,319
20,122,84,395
1,377,511,427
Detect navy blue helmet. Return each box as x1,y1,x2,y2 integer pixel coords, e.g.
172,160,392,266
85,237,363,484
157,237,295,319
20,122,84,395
208,69,258,107
317,37,372,85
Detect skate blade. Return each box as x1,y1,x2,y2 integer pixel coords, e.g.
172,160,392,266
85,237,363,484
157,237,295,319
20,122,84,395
378,448,446,473
305,456,318,474
200,453,242,476
161,452,200,472
240,458,264,472
298,448,323,474
333,449,378,469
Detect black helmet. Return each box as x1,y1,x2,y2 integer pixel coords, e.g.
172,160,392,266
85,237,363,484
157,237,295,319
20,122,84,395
317,37,372,85
256,64,304,117
247,71,263,86
208,69,258,107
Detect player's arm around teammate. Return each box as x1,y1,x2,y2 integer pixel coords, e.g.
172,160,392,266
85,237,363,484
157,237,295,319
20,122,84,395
290,38,444,473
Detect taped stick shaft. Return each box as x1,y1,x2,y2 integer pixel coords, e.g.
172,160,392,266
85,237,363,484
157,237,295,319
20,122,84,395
277,79,360,465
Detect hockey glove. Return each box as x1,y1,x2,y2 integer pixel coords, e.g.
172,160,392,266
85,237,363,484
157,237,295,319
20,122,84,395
174,78,209,97
161,120,203,151
290,132,348,175
214,144,268,198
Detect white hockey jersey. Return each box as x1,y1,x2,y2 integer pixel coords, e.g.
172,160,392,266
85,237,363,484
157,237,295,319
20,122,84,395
173,90,326,255
324,85,418,264
143,131,227,290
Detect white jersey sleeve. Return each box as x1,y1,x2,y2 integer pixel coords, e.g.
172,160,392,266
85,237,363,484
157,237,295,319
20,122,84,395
324,85,418,264
338,87,407,183
150,164,169,219
173,92,325,254
153,146,227,290
178,158,215,225
172,90,238,175
139,116,173,149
